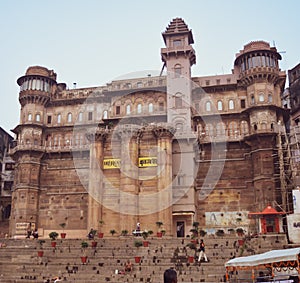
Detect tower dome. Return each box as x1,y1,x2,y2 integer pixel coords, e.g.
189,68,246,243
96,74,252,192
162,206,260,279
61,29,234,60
17,66,57,107
234,41,282,86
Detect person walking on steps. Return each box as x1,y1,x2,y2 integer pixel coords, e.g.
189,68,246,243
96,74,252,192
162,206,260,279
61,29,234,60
198,239,208,262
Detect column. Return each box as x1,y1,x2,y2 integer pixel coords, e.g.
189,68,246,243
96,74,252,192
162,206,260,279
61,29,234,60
10,152,43,237
117,124,140,232
86,128,108,232
153,124,175,235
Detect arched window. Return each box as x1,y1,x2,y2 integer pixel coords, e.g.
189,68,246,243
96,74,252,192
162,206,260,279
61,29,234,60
174,64,182,78
216,122,226,137
57,114,61,124
75,134,80,146
205,101,211,112
259,93,264,102
54,136,58,147
32,79,36,90
251,95,255,104
228,121,238,137
57,135,62,146
217,100,223,111
78,112,83,122
159,102,164,111
148,103,153,113
36,79,41,90
79,134,84,145
205,123,214,136
175,95,183,108
65,136,72,146
126,104,131,115
268,94,273,103
261,122,267,130
67,113,72,123
241,121,249,135
103,110,108,119
44,81,50,92
173,39,182,47
35,113,41,122
28,113,32,121
176,123,183,131
229,99,234,110
137,103,142,114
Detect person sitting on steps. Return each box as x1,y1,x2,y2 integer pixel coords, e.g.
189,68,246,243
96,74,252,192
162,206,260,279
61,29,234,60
124,259,133,272
87,228,95,240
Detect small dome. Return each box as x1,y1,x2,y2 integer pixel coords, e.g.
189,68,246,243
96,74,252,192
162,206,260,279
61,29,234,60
25,66,57,80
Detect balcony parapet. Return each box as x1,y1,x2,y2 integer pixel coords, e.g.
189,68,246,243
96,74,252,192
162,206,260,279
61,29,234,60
9,143,90,155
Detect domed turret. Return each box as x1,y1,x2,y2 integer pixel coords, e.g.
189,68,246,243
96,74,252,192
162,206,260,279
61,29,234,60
17,66,57,107
234,41,282,87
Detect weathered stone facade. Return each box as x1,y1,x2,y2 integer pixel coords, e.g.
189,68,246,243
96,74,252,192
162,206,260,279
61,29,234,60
0,127,14,229
288,64,300,188
9,18,290,238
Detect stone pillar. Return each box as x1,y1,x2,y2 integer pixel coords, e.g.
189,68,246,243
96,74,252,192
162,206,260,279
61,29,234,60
117,125,140,232
86,128,108,232
10,152,43,237
153,124,175,235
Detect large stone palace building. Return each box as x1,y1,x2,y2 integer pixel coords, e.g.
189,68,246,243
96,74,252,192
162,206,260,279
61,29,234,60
9,18,291,238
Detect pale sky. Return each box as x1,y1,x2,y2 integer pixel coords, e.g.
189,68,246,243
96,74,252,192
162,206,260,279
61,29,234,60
1,0,299,135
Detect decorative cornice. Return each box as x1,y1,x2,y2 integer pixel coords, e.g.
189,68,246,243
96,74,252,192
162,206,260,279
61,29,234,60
86,128,109,143
152,123,176,139
116,124,141,139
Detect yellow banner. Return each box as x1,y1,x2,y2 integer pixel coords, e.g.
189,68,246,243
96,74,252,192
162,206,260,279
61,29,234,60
103,158,121,169
138,157,157,168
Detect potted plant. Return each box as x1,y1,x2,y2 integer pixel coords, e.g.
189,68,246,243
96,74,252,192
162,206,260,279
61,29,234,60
110,229,117,237
37,239,45,257
121,229,129,236
186,242,197,263
142,230,150,247
134,240,143,263
199,229,207,237
49,231,59,247
190,228,198,238
88,229,97,247
81,241,89,264
156,221,164,237
59,223,67,239
190,221,200,242
98,220,104,238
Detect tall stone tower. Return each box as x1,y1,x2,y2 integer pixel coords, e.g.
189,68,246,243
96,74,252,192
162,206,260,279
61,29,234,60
10,66,57,237
234,41,287,211
161,18,196,132
161,18,197,231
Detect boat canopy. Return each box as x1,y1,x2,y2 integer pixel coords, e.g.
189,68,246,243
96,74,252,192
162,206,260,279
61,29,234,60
225,247,300,269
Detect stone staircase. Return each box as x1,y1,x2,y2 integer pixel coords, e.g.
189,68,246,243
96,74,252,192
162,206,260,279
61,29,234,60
0,234,288,282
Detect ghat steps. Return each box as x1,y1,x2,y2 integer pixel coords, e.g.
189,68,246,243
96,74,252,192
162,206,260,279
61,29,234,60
0,234,287,282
